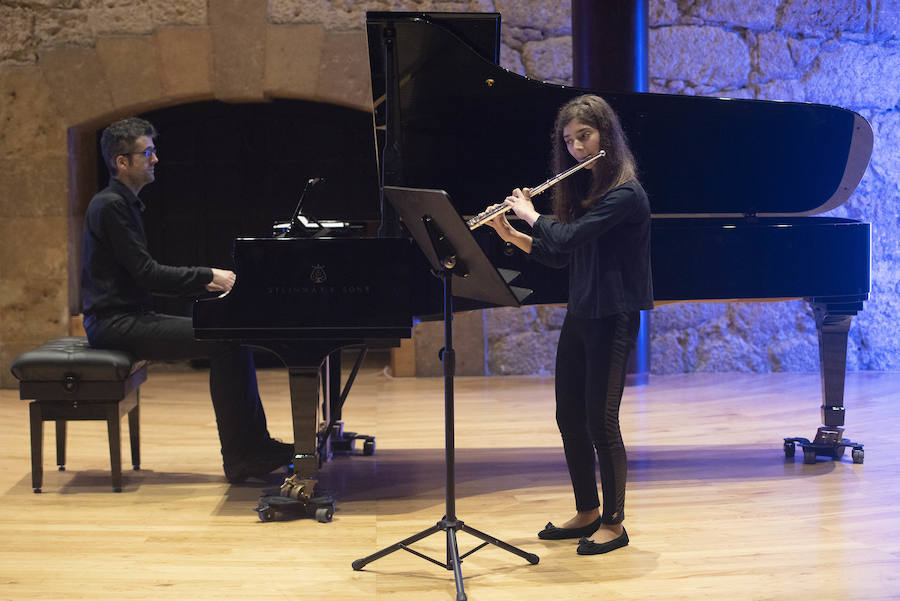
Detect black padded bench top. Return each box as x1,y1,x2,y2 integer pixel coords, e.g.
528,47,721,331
11,337,144,382
12,337,147,493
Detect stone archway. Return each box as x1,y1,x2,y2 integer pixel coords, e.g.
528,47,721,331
0,10,372,387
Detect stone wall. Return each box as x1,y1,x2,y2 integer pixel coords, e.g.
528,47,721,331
1,0,897,386
483,0,900,375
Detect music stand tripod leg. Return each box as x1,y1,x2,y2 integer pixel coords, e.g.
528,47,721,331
446,527,466,601
351,523,443,571
352,266,538,601
459,523,540,564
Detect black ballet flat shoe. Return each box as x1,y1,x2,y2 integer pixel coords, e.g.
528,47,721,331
538,517,602,540
576,528,629,555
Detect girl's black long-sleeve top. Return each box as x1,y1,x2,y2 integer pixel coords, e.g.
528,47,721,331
529,180,654,319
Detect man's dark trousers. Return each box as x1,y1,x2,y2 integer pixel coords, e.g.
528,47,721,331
84,311,270,467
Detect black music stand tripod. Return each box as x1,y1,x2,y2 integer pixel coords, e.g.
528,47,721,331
352,187,538,600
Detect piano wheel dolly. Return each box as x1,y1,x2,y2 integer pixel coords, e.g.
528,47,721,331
328,422,375,456
254,474,335,523
784,428,864,465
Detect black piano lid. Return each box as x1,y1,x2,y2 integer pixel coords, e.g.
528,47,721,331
367,11,501,67
366,13,873,218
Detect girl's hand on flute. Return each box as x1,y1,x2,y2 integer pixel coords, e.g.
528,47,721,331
505,187,539,226
485,203,514,237
486,198,534,254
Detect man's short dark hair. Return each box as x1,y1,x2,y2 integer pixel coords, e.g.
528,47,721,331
100,117,157,176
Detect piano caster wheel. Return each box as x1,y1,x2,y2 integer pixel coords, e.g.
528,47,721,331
852,448,864,464
783,441,795,459
803,447,817,464
255,494,335,523
363,439,375,456
316,505,334,523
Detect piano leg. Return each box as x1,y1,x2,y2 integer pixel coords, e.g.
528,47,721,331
784,301,865,465
815,303,851,431
288,367,322,478
248,342,387,524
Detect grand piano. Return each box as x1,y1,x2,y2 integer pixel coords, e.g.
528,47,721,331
194,12,872,484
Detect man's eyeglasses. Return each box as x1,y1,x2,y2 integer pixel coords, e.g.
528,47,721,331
119,147,157,160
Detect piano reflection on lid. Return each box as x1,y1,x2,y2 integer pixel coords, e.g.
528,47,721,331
271,177,367,238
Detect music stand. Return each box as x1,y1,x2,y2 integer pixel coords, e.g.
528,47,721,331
351,186,537,601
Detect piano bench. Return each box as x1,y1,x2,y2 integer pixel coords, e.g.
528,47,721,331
9,337,147,493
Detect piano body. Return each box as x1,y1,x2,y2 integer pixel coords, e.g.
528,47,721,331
193,12,872,484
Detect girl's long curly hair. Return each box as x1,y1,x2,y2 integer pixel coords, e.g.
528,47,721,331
550,95,638,223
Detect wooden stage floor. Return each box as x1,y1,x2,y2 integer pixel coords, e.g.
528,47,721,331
1,367,898,600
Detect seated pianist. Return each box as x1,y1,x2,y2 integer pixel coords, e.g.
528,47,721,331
80,116,293,483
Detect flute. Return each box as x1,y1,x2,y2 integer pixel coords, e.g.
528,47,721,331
465,150,606,230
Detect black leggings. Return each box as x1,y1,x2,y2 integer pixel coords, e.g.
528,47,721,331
555,311,639,525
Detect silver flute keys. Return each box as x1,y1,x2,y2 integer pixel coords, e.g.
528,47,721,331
465,150,606,230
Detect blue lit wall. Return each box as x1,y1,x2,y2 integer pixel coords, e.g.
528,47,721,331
484,0,899,373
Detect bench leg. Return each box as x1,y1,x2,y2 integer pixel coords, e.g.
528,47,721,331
29,402,43,493
106,404,123,492
128,401,140,471
55,419,67,471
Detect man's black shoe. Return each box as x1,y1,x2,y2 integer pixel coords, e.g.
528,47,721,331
224,455,288,484
538,516,602,540
224,440,295,484
260,438,295,465
576,528,629,555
